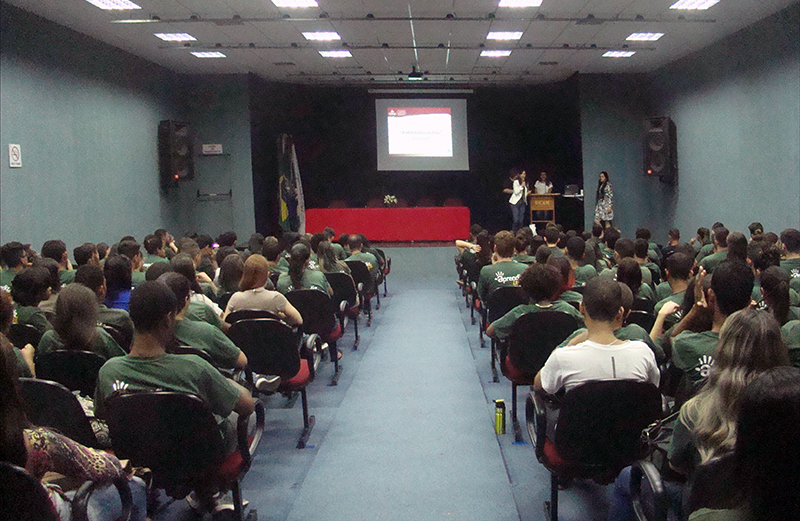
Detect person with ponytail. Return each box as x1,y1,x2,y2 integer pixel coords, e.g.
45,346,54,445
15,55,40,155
760,265,798,325
276,243,332,296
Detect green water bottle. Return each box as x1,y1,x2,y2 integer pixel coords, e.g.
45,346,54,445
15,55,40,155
494,399,506,435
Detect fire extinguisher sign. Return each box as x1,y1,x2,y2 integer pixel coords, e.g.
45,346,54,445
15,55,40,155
8,144,22,168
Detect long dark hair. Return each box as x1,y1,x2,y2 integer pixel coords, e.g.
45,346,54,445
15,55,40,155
596,171,609,203
317,241,342,273
288,243,310,290
0,337,30,467
760,266,791,325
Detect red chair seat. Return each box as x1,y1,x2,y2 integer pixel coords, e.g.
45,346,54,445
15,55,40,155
280,359,311,391
325,322,343,342
504,355,536,384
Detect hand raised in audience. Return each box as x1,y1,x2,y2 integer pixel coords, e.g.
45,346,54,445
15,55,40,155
693,267,708,310
658,301,681,317
196,271,213,285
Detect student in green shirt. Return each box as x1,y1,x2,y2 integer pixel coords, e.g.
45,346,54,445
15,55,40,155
779,228,800,293
654,252,692,315
37,283,125,360
41,239,76,285
565,236,597,287
10,266,53,337
0,241,31,292
487,263,582,341
95,281,254,454
159,272,246,371
142,234,170,267
477,231,527,302
277,243,332,295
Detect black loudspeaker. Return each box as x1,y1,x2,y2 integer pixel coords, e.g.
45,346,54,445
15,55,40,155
643,117,677,183
158,120,194,186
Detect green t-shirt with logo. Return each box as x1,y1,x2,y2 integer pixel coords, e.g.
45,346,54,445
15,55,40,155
672,330,720,387
94,353,241,443
36,327,125,360
781,258,800,293
185,301,226,331
490,301,583,341
175,319,242,370
477,260,527,302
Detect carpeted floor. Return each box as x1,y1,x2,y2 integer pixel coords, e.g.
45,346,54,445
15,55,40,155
154,247,611,521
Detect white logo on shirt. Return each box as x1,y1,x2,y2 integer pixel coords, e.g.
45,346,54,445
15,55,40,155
494,271,521,285
112,380,129,392
695,355,714,379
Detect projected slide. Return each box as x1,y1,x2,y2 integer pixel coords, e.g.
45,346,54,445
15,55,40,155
387,107,453,157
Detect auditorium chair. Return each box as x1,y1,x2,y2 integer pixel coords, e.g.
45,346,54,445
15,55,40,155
286,288,343,386
35,350,105,398
345,260,374,326
527,380,664,521
325,272,361,350
0,462,133,521
8,322,41,349
625,310,656,333
19,377,102,448
499,310,579,441
485,286,527,383
375,248,391,297
104,391,264,521
227,317,317,449
101,323,131,352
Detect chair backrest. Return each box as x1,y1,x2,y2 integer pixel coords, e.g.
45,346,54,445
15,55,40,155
325,272,358,307
225,309,282,325
227,318,301,379
35,350,106,397
18,378,99,448
631,297,655,315
104,391,224,494
9,322,43,349
285,289,337,337
345,260,373,290
486,286,528,323
506,311,579,376
101,323,131,352
625,310,656,332
554,380,663,473
0,462,59,521
686,453,741,513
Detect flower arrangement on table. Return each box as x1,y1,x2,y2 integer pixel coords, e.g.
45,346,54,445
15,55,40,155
383,195,398,206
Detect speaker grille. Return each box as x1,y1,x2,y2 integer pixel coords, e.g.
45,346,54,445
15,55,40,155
158,120,195,187
643,117,676,182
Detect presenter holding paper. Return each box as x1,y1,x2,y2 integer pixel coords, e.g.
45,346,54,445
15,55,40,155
505,167,528,233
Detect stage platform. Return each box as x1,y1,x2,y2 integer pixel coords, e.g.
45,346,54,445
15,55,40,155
306,206,470,242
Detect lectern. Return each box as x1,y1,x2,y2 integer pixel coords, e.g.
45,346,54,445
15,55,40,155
529,193,559,225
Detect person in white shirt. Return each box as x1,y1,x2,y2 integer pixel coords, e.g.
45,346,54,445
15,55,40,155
533,276,659,394
533,171,553,194
507,168,528,233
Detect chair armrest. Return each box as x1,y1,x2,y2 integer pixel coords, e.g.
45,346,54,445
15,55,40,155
301,333,320,379
237,399,266,472
631,459,668,521
72,476,133,521
526,391,550,461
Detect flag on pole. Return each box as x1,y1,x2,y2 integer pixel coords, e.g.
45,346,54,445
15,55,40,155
278,134,305,234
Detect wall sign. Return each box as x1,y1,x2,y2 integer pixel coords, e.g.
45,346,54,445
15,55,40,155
202,144,223,155
8,144,21,168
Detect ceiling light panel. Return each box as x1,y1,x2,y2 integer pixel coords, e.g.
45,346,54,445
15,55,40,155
487,31,524,40
191,51,227,58
154,33,196,42
498,0,544,7
319,50,352,58
84,0,141,9
626,32,665,41
602,50,636,58
669,0,720,10
271,0,318,8
302,31,341,41
481,50,513,57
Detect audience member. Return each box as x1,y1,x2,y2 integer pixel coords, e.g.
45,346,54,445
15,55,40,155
532,276,659,394
158,272,246,371
0,288,34,376
566,236,597,286
223,254,302,326
317,240,350,274
698,227,729,272
634,238,661,286
616,258,656,306
346,234,380,289
0,241,31,291
95,281,255,459
691,227,711,255
74,264,134,350
546,255,582,306
37,283,125,360
117,240,146,288
277,243,332,295
654,252,693,316
759,265,798,325
41,239,75,285
486,263,582,341
34,257,62,315
72,242,99,268
779,228,800,293
695,223,724,263
10,266,53,336
477,231,527,302
142,234,168,267
661,228,681,260
103,254,133,312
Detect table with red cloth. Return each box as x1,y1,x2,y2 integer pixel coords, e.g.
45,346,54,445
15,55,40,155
305,206,470,241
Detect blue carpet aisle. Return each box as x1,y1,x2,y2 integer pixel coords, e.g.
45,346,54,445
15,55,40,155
282,246,518,521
